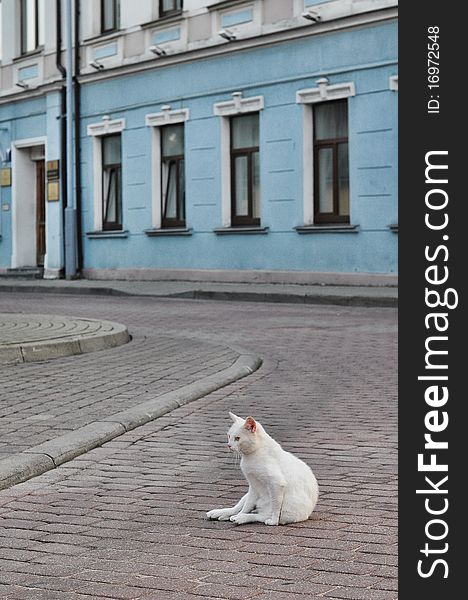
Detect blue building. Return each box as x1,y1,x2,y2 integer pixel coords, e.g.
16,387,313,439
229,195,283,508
0,0,398,284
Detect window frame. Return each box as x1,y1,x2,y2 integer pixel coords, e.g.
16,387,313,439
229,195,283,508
101,0,120,34
145,107,190,231
313,100,349,224
159,0,183,19
160,123,186,229
20,0,43,55
296,80,355,226
87,117,126,233
230,114,260,227
101,133,123,231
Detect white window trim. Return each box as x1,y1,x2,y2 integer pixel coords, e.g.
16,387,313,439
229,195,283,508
145,107,190,230
296,79,355,225
389,75,398,91
213,93,264,228
87,117,126,231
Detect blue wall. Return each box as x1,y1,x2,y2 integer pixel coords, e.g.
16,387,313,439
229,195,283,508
1,19,398,275
80,20,397,274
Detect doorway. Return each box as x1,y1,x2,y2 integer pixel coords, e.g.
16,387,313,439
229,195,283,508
11,139,47,269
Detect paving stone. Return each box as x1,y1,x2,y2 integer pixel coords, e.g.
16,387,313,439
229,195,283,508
0,292,397,600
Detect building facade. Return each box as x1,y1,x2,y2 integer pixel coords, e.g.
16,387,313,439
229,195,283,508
0,0,398,283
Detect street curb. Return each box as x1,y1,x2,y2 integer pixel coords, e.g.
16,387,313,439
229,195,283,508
0,283,397,308
170,290,398,308
0,353,262,490
0,319,130,365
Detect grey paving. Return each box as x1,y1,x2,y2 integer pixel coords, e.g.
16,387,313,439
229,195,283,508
0,319,239,462
0,291,397,600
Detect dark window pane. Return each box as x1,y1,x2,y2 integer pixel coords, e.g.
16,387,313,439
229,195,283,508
317,147,334,214
22,0,41,53
163,161,177,219
103,135,121,166
314,100,348,141
161,0,182,14
162,124,184,157
102,0,119,31
179,159,186,220
231,114,259,150
338,142,349,216
252,151,260,219
38,0,45,45
104,168,119,223
234,155,249,216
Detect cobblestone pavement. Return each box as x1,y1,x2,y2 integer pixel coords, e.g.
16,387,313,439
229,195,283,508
0,313,130,365
0,293,397,600
0,304,238,459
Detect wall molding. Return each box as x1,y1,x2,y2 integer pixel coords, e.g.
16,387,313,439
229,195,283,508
145,107,190,127
296,78,356,104
87,117,126,137
214,91,264,116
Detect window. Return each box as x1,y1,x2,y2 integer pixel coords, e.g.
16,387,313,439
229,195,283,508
160,0,183,18
101,0,120,33
20,0,45,54
102,134,122,230
161,124,185,228
230,114,260,226
313,100,349,223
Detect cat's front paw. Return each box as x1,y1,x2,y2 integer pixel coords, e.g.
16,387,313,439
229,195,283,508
265,517,279,526
207,509,232,521
230,514,249,525
206,509,222,520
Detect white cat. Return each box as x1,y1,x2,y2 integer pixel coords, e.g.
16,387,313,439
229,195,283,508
207,412,319,526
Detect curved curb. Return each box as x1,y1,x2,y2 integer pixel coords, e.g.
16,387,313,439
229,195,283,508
0,316,130,365
0,353,262,491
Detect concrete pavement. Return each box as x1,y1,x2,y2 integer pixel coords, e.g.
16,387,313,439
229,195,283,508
0,292,397,600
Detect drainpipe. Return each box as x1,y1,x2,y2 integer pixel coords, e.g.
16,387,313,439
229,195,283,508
56,0,68,275
64,0,77,278
73,0,83,271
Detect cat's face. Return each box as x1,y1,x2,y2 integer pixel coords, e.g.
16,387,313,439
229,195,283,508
227,413,259,455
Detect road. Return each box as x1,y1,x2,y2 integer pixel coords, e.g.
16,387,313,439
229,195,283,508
0,292,397,600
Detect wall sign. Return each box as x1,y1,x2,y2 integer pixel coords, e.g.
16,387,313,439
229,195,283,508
0,168,11,187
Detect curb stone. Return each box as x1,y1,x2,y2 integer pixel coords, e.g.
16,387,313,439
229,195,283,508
0,282,397,308
0,353,262,490
0,315,130,365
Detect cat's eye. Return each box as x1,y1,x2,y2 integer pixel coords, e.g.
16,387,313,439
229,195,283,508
234,436,240,441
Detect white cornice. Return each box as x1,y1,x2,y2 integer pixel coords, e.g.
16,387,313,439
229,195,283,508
145,107,190,127
296,79,356,104
214,92,264,116
87,117,126,136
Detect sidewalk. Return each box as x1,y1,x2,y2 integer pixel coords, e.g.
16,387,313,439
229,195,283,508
0,277,398,307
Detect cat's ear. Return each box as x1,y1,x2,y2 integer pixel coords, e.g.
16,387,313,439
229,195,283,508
229,412,243,423
244,416,257,433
